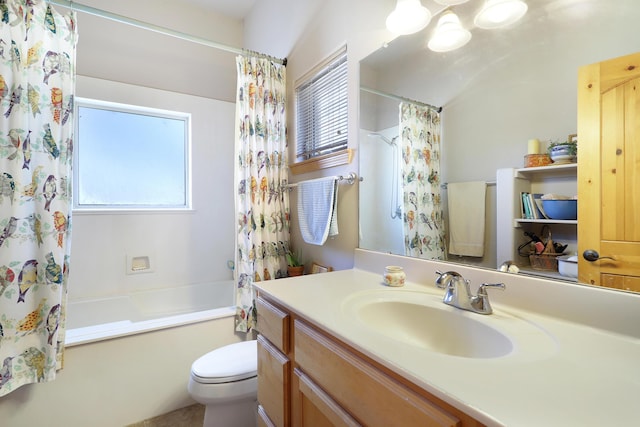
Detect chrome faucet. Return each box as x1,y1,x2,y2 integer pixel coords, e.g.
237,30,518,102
435,270,505,315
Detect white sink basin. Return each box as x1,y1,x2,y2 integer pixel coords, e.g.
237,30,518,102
342,289,556,360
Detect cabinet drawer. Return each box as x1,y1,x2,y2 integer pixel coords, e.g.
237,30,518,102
294,320,461,427
258,334,290,427
257,296,290,353
258,405,276,427
294,367,361,427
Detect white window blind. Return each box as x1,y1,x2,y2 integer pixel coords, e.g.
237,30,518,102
295,48,348,161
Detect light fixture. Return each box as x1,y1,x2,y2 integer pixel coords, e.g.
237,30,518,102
474,0,528,29
427,11,471,52
385,0,528,53
433,0,471,5
386,0,432,35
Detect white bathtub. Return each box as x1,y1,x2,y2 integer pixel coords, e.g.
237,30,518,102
65,280,235,346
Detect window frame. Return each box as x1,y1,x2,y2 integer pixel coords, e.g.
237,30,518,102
73,97,192,213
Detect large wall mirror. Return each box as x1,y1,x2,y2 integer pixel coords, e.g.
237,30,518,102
359,0,640,292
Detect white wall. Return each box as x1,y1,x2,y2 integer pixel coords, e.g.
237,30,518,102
358,127,404,256
70,76,235,301
76,0,243,102
244,0,398,271
66,1,241,299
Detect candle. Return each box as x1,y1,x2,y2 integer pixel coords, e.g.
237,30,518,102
528,138,540,154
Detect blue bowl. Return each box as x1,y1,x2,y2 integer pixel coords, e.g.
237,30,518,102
542,200,577,220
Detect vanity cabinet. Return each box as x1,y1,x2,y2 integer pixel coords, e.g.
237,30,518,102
496,164,577,280
257,294,485,427
256,296,291,427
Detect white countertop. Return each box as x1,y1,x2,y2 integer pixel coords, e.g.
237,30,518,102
255,251,640,427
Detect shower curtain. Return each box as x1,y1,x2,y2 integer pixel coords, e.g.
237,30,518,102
400,102,446,259
235,55,289,332
0,0,76,396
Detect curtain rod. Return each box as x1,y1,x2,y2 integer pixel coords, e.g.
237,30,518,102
47,0,287,66
361,86,442,113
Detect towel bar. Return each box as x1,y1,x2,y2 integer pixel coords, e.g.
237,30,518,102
285,172,358,190
441,181,496,190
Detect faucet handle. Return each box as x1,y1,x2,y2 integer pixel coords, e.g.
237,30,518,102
477,282,506,296
434,270,463,289
472,283,505,315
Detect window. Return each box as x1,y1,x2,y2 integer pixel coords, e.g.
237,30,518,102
295,47,348,162
74,98,191,210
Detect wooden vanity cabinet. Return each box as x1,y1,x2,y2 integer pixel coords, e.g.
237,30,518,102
257,295,485,427
256,296,291,427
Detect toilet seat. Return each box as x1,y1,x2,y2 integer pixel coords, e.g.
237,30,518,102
191,340,257,384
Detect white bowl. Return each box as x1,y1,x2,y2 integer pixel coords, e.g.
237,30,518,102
557,255,578,278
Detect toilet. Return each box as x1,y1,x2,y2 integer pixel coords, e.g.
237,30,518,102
188,340,258,427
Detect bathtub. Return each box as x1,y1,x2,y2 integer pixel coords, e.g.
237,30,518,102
65,280,235,346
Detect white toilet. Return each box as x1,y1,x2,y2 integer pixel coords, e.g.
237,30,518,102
188,340,258,427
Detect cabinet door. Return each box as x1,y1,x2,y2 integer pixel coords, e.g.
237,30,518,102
293,367,361,427
258,334,290,427
294,320,461,427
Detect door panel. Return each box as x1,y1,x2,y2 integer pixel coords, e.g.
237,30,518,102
578,52,640,287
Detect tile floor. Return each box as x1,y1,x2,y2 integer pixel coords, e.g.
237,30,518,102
126,404,204,427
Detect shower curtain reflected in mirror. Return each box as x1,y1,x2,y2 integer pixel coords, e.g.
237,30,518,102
399,102,446,259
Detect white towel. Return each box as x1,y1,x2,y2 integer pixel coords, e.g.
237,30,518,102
447,181,487,257
298,178,339,245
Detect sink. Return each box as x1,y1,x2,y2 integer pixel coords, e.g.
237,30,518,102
342,289,555,360
356,299,512,358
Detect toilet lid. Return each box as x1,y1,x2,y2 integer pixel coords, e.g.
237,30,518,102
191,340,257,384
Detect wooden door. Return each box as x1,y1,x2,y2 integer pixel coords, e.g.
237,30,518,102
578,52,640,291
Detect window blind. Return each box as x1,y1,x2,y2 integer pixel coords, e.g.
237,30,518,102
295,49,348,161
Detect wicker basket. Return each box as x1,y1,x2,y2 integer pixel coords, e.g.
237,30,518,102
529,253,558,271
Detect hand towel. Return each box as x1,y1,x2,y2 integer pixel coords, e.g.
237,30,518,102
298,178,339,245
447,181,487,257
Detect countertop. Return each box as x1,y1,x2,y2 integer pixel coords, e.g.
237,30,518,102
254,255,640,427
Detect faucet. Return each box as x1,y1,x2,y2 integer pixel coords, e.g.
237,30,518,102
435,270,505,315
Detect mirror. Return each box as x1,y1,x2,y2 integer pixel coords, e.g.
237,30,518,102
359,0,640,291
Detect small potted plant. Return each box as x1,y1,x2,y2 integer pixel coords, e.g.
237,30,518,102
286,249,304,277
547,134,577,164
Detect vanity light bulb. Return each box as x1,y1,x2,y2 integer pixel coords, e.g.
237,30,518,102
386,0,432,35
427,11,471,53
474,0,528,29
433,0,471,5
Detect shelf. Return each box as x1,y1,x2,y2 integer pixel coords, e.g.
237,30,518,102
496,166,578,274
518,267,578,282
515,218,577,225
516,163,577,178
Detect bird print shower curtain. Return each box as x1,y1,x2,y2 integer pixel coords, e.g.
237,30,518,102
400,102,446,260
0,1,76,396
235,55,289,332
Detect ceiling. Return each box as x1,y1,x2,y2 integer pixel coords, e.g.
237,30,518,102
181,0,258,19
